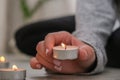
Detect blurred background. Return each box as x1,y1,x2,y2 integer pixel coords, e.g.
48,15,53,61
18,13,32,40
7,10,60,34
0,0,119,56
0,0,76,55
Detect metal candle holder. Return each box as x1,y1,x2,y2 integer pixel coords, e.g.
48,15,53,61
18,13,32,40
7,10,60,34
0,62,9,68
53,45,78,60
0,68,26,80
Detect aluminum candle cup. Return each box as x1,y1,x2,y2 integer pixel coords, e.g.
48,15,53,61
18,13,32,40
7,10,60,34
0,69,26,80
53,45,78,60
0,56,9,68
0,65,26,80
0,62,9,68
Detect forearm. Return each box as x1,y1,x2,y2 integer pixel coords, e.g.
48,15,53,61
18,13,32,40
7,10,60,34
73,0,117,74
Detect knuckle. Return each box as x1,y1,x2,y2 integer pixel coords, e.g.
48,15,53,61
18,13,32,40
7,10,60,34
45,33,55,38
36,41,44,51
59,31,70,35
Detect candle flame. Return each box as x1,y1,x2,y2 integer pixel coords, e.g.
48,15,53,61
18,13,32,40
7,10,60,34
0,56,5,62
61,43,67,49
12,65,18,70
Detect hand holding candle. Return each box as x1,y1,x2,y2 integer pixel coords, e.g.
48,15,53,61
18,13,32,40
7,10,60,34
30,31,96,74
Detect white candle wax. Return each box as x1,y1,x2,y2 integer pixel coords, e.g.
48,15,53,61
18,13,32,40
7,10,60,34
0,66,26,80
53,45,78,60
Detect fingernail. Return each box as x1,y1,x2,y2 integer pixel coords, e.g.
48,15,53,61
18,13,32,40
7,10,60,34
53,60,61,66
46,49,49,55
36,64,41,69
54,66,62,71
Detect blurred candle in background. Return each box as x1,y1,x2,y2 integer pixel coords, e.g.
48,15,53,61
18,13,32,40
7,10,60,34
0,56,9,68
0,64,26,80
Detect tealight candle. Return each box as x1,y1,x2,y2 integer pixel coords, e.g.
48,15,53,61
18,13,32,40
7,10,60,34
0,65,26,80
53,43,78,60
0,56,9,68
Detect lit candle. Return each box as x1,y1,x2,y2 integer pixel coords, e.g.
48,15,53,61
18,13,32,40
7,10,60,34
53,43,78,60
0,65,26,80
0,56,9,68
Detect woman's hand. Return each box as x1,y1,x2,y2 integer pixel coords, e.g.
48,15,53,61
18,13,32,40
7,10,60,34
30,31,96,74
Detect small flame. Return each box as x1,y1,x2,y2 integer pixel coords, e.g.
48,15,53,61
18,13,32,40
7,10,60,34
0,56,5,62
12,65,18,70
61,43,67,49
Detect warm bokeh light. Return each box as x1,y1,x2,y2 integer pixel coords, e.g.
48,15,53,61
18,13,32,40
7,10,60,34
12,65,18,70
0,56,5,62
61,43,67,49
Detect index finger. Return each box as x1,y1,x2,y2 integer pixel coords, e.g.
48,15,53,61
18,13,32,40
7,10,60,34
44,31,72,54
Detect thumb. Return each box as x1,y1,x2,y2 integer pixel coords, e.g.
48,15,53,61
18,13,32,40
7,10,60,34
78,45,96,70
78,45,89,61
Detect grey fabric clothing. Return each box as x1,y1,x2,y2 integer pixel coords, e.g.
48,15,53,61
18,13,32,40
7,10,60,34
73,0,117,74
